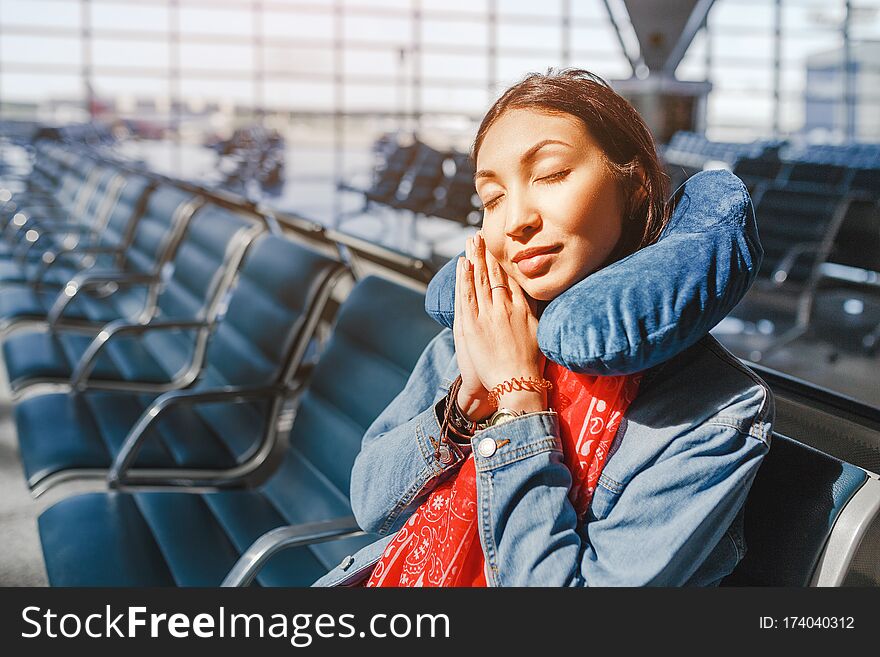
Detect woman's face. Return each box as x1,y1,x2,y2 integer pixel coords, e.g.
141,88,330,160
474,108,625,301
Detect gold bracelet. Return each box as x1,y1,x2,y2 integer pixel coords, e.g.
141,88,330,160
487,376,553,409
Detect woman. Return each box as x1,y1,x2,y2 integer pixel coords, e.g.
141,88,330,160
313,69,772,587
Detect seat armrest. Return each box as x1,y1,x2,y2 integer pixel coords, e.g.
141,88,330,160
70,318,210,390
771,241,826,285
222,517,365,587
46,271,155,328
108,383,289,486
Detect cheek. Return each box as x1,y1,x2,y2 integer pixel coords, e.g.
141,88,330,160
482,231,504,261
484,236,520,280
564,188,623,247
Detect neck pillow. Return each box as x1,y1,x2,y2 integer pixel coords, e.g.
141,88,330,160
424,169,761,375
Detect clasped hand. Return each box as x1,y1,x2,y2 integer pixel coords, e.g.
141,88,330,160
453,232,547,421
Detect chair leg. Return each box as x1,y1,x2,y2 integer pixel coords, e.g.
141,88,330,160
749,323,808,363
862,321,880,356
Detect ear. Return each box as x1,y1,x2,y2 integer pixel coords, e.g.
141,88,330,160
425,169,760,375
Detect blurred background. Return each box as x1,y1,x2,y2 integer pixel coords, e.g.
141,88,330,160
1,0,878,407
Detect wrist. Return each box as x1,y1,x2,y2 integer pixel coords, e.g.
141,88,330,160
494,389,547,414
487,374,552,411
456,387,493,422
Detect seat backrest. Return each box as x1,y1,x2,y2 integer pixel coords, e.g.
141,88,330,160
733,156,782,184
786,162,850,189
96,175,153,251
722,433,879,586
754,187,845,286
197,234,343,388
192,234,345,457
52,164,94,211
431,152,481,225
77,167,121,231
367,140,420,203
138,204,263,378
828,199,880,273
394,144,448,211
260,275,443,572
850,168,880,200
120,184,200,276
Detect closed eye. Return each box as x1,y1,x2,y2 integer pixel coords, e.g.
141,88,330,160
481,194,503,212
539,169,571,184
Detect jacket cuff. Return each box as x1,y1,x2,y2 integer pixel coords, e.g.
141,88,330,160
470,411,561,473
416,400,470,476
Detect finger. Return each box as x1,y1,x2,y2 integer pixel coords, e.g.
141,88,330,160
454,257,468,334
454,256,462,330
471,231,492,312
458,252,479,326
484,239,511,299
453,258,466,351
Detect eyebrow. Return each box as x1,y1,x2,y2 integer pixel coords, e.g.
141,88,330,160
474,139,572,183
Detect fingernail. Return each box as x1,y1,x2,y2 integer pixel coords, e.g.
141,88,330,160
463,259,471,272
475,232,482,248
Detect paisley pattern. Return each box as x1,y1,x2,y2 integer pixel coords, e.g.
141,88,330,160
365,362,641,587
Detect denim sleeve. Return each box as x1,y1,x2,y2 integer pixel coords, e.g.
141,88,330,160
349,329,470,536
471,413,769,586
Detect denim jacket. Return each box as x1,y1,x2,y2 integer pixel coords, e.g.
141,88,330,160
312,328,773,587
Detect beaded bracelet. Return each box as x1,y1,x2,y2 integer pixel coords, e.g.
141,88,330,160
487,376,553,409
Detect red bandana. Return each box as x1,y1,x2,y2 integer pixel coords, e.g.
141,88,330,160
364,361,641,587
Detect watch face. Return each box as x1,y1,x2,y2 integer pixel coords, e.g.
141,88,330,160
489,410,519,426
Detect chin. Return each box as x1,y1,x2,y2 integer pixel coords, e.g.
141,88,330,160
520,278,566,302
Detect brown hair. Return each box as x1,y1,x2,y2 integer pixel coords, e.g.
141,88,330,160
472,68,670,263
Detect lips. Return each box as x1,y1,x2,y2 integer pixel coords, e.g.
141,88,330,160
512,244,562,276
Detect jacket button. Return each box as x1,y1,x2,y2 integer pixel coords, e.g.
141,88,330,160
477,437,497,458
339,555,354,571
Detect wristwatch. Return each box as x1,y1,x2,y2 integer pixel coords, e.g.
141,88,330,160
477,407,523,430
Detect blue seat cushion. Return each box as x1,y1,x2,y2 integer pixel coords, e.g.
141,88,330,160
39,493,177,587
15,391,243,487
3,331,172,390
424,169,762,374
0,282,147,326
39,490,376,586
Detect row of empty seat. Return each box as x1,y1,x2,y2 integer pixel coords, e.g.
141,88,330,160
663,130,785,168
339,134,482,229
718,147,880,362
0,138,877,587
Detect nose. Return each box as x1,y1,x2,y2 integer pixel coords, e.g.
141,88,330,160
504,191,542,240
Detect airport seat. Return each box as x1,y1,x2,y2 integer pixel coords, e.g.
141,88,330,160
38,275,442,586
2,203,262,393
0,167,123,272
719,186,849,361
14,173,155,291
1,150,98,227
391,142,448,214
0,183,197,333
723,433,880,586
849,168,880,201
15,234,345,493
785,162,850,191
336,136,420,218
732,156,782,193
428,152,482,226
828,199,880,274
363,139,422,207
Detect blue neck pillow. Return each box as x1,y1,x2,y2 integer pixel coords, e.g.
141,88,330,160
424,169,761,375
